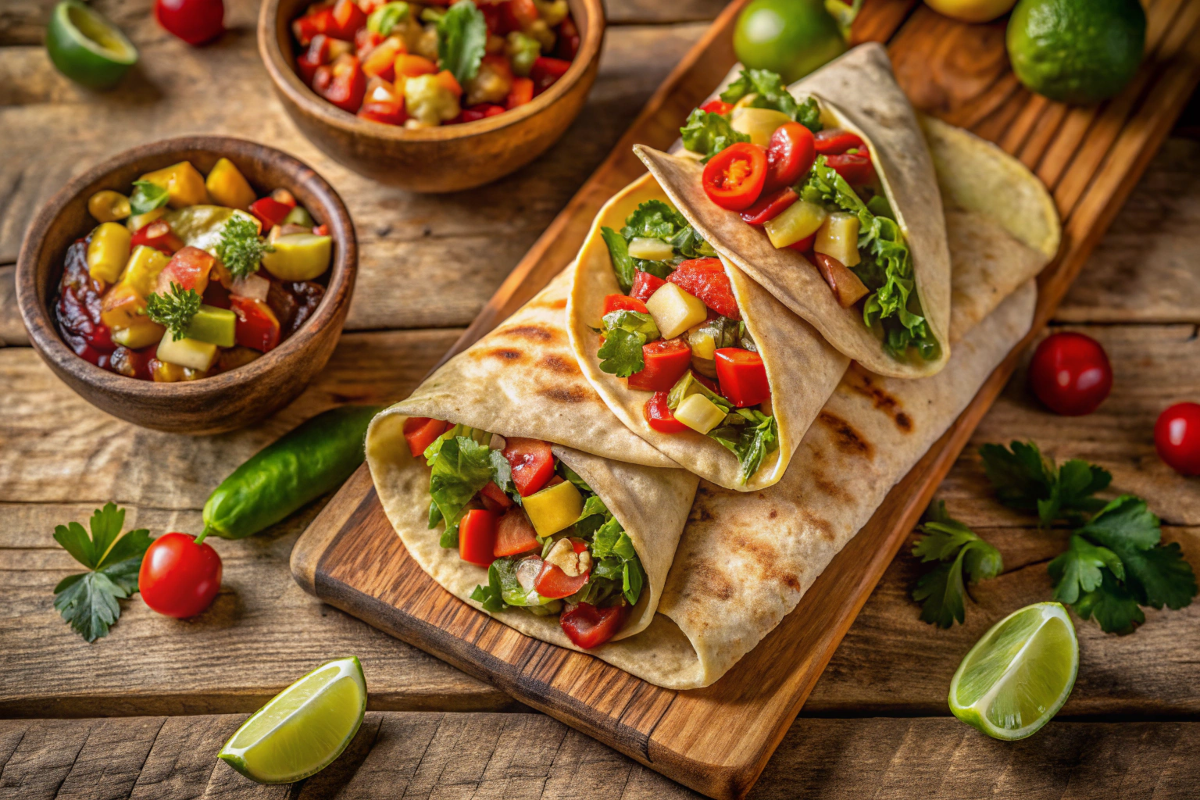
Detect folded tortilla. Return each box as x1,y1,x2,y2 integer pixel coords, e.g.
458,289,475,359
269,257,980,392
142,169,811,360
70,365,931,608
637,43,955,379
366,271,699,649
568,175,850,492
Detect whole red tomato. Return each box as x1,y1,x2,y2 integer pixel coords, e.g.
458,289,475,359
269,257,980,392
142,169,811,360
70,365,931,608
155,0,225,46
1027,332,1112,416
139,532,222,619
1155,402,1200,476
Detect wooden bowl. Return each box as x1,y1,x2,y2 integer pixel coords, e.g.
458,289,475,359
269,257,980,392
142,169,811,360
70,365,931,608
16,136,357,435
258,0,605,193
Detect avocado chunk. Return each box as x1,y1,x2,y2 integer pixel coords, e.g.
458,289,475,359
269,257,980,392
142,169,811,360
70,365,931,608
183,304,236,348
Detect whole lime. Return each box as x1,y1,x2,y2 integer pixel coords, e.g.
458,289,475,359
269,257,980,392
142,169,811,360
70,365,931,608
1006,0,1146,105
733,0,847,84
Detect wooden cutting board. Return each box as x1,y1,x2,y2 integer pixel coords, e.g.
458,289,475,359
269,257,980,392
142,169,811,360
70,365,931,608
291,1,1200,797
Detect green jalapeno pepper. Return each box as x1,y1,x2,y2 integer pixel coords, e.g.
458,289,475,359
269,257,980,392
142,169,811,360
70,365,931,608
203,405,383,540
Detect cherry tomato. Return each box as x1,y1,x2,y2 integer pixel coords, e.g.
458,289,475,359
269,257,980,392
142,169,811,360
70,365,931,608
1155,403,1200,476
534,539,590,599
560,602,627,649
825,152,873,186
458,509,497,567
403,417,448,458
602,294,648,316
1028,332,1113,416
359,98,407,126
764,123,816,191
702,142,768,211
667,258,740,320
155,0,225,46
629,338,693,392
701,98,733,115
139,532,222,619
502,438,555,496
741,187,798,225
631,271,666,304
493,508,540,557
715,348,771,408
643,391,688,433
455,103,505,123
813,128,865,155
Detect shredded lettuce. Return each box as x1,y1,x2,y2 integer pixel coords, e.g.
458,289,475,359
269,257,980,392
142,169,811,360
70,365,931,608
601,202,716,293
719,68,823,133
597,310,660,377
680,108,750,160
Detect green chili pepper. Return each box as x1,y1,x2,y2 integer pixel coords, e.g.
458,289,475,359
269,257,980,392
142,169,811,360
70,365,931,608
202,405,383,540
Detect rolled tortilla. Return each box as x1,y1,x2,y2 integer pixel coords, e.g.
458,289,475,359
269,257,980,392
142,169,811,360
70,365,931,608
568,174,850,492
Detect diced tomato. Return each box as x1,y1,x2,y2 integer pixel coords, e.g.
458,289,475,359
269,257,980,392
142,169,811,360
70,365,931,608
701,142,768,212
250,197,293,232
700,98,733,115
506,77,534,109
530,56,570,94
787,233,816,252
454,103,506,123
630,271,666,304
297,34,345,85
560,602,627,649
502,438,555,497
292,6,335,46
500,0,538,33
493,508,539,557
764,122,816,191
629,338,692,392
362,37,404,80
480,480,515,512
359,98,406,125
131,220,184,255
230,296,282,352
156,247,214,295
554,15,580,60
715,348,771,408
394,54,437,79
534,539,590,599
602,294,648,316
402,417,448,458
813,128,865,156
667,258,740,320
826,151,873,186
458,509,497,567
327,0,367,40
313,54,367,113
355,27,384,59
740,187,797,225
643,391,688,433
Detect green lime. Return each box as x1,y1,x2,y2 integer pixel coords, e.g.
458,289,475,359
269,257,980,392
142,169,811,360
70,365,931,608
45,0,138,90
1006,0,1146,104
218,657,367,784
733,0,848,84
949,602,1078,741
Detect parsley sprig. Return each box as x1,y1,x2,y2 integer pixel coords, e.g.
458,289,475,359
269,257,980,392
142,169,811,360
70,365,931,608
53,503,154,642
911,501,1003,628
979,441,1111,526
146,282,201,339
216,215,273,279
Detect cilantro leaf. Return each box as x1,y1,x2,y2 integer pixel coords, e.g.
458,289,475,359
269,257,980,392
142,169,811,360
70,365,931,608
910,502,1003,628
129,180,169,215
716,69,823,133
978,441,1111,526
1073,570,1145,635
597,310,659,377
470,563,507,612
1048,535,1124,604
1080,496,1196,610
600,227,636,293
427,436,494,529
680,108,750,159
216,214,273,279
437,0,487,86
621,200,689,240
146,282,202,340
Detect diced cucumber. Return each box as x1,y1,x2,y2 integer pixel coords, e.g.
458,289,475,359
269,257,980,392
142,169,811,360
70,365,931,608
764,200,827,249
814,212,861,266
156,329,218,371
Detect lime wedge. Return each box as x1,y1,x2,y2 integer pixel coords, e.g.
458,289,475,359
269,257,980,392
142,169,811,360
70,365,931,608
219,656,366,784
949,602,1078,741
46,0,138,90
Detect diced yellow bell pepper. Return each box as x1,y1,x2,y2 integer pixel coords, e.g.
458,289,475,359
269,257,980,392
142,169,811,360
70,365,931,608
522,480,584,538
139,161,208,209
86,222,132,283
112,319,165,349
646,282,707,339
119,245,170,297
764,199,827,249
126,207,166,232
204,158,258,210
100,283,147,330
88,190,131,223
674,393,726,435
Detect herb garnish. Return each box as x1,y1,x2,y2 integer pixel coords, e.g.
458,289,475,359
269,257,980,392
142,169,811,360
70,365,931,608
597,310,659,377
129,180,169,216
911,501,1003,628
436,0,487,86
146,282,201,338
718,68,823,133
600,200,715,293
216,215,273,279
680,109,750,161
978,441,1111,527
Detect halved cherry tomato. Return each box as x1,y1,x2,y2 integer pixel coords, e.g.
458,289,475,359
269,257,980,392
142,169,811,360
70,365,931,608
506,77,534,109
131,220,184,255
667,258,740,320
631,271,666,304
530,56,570,93
700,98,733,115
787,233,816,252
629,338,693,392
715,348,771,408
643,391,688,433
814,128,865,155
502,438,555,497
292,6,334,46
480,480,515,512
560,602,627,649
740,187,797,225
313,54,366,113
701,142,768,212
602,294,648,316
534,538,590,599
327,0,366,40
493,507,539,557
250,196,294,232
458,509,497,567
826,152,873,186
403,417,448,458
764,123,816,191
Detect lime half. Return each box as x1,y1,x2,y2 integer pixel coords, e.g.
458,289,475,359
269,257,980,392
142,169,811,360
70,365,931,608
45,0,138,90
949,602,1078,741
219,657,367,784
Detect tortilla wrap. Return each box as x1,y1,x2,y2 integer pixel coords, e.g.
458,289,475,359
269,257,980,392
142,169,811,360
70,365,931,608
366,270,699,649
638,43,953,379
568,175,850,492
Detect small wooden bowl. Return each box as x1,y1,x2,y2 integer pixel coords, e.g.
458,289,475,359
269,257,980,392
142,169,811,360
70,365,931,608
258,0,605,193
16,136,357,435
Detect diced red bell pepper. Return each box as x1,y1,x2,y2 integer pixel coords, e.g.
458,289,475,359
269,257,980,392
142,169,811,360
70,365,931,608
297,34,350,85
230,295,282,353
358,89,406,125
458,509,497,567
629,338,693,392
643,390,688,433
313,54,367,113
502,438,555,497
740,187,798,225
327,0,367,41
156,246,214,295
362,37,404,80
560,602,627,649
630,271,666,304
715,348,771,408
506,77,534,109
355,27,384,59
433,70,463,100
480,480,515,512
250,197,294,232
667,258,740,320
403,417,448,458
534,538,590,599
454,103,506,123
493,508,539,557
131,220,185,255
554,15,580,60
394,53,437,79
602,294,648,316
700,98,733,115
530,56,571,94
292,5,335,46
787,233,816,252
825,151,874,186
813,128,865,156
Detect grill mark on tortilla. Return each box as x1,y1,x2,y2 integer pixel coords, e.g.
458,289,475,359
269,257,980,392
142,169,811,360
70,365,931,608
539,354,578,375
895,412,913,432
499,324,556,342
798,507,836,542
693,561,735,601
481,347,525,363
846,366,912,432
539,386,587,404
689,504,714,523
813,476,851,503
731,535,797,590
817,412,873,459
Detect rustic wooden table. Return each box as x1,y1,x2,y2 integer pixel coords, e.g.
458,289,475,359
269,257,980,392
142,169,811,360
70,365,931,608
2,0,1199,797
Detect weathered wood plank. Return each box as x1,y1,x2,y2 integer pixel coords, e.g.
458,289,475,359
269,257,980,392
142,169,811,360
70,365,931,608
3,714,1200,799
